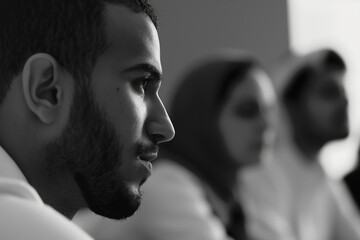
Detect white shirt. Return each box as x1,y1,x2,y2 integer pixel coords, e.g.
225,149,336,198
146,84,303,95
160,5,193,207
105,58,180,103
74,160,233,240
0,146,93,240
239,139,360,240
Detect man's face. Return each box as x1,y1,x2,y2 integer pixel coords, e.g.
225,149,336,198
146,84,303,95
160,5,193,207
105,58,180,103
298,69,348,141
45,5,174,220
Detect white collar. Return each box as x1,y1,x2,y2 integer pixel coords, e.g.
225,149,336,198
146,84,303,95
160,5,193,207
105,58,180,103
0,146,27,181
0,146,43,203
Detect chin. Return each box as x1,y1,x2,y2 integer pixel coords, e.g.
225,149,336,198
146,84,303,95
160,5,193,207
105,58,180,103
92,193,141,220
85,183,142,220
332,128,349,140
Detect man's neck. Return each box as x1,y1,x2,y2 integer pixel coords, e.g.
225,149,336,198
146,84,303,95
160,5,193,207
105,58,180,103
35,172,86,219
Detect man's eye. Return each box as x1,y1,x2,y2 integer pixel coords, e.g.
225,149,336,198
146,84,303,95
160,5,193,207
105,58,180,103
139,78,148,89
134,77,150,93
320,85,341,99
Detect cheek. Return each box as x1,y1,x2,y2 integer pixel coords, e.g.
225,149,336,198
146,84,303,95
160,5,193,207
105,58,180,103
219,116,249,159
108,92,147,140
306,100,333,127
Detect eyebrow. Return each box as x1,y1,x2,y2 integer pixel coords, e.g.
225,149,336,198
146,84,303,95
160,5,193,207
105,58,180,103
123,63,163,80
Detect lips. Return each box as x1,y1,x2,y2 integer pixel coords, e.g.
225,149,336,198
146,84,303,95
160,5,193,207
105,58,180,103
137,143,159,162
139,151,158,162
333,109,348,126
136,145,158,181
141,160,153,175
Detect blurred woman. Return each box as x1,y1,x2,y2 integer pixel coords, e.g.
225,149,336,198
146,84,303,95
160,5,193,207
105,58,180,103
74,49,276,240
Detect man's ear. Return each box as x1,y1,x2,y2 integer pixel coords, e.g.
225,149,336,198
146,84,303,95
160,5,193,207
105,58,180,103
22,53,63,124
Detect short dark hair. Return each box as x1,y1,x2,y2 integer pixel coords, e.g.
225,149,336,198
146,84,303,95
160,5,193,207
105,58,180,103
282,49,346,103
0,0,158,104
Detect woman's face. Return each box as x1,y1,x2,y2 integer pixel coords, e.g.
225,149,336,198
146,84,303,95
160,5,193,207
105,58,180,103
218,68,276,166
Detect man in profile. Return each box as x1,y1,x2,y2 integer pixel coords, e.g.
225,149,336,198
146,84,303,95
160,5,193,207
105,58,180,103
0,0,174,239
240,49,360,240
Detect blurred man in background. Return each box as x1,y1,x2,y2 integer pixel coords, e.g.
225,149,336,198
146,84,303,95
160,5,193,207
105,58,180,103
240,49,360,240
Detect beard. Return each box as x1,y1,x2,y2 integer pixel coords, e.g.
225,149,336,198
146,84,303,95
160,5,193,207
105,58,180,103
44,82,141,220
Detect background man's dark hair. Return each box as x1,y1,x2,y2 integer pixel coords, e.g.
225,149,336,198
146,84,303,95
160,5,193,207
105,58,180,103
0,0,158,104
282,49,346,104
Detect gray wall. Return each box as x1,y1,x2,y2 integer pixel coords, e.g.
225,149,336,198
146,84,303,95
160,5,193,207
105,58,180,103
150,0,290,106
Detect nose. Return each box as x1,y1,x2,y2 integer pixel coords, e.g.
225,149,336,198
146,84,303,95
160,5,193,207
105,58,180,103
340,94,348,108
337,86,348,108
146,97,175,144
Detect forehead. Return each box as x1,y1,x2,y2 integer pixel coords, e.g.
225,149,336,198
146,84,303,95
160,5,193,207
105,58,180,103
227,69,274,104
306,68,344,91
101,4,161,72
